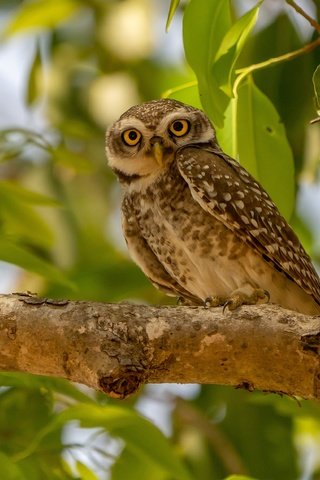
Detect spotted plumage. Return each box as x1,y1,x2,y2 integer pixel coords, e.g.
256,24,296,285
106,99,320,315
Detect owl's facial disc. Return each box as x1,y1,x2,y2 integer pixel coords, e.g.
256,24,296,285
106,99,216,186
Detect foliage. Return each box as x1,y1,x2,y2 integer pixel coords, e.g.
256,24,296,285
0,0,320,479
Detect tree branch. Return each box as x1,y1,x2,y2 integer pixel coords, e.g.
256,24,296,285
0,293,319,400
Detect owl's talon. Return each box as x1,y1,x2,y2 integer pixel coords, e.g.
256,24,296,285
222,288,270,314
263,289,270,303
204,296,226,308
222,301,230,314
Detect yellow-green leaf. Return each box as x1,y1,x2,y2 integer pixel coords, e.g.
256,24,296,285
162,81,202,110
0,238,74,288
27,41,42,105
4,0,82,36
0,452,26,480
53,146,94,173
26,404,192,480
0,180,59,206
166,0,180,31
236,77,295,219
0,187,54,248
183,0,232,127
76,462,99,480
214,2,261,96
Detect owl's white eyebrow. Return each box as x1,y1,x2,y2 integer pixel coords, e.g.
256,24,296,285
117,118,146,132
158,111,190,131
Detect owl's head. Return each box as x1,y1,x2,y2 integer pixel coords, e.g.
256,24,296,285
105,99,216,186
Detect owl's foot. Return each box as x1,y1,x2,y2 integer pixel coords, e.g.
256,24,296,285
222,288,270,313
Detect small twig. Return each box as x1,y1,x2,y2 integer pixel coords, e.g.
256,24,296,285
286,0,320,33
234,36,320,93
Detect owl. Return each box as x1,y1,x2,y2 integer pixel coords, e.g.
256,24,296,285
106,99,320,316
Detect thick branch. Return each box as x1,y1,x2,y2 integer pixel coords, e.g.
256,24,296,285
0,294,319,400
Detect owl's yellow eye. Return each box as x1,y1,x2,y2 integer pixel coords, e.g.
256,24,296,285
122,129,142,146
169,119,190,137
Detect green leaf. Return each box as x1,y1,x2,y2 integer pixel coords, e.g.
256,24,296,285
0,238,74,289
0,452,26,480
236,77,295,219
0,181,58,250
215,98,237,158
183,0,232,127
0,186,54,248
0,181,58,207
53,146,94,173
166,0,180,31
225,476,257,480
0,387,72,478
312,64,320,111
112,446,168,480
163,82,202,110
76,462,99,480
4,0,82,36
195,386,299,479
29,404,192,480
0,373,93,404
214,2,261,96
27,41,42,105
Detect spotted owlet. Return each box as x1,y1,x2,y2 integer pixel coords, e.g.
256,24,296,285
106,99,320,316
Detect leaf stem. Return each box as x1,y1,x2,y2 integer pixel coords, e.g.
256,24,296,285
285,0,320,33
234,36,320,94
162,80,197,99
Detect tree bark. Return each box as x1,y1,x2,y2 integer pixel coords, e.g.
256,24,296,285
0,293,319,400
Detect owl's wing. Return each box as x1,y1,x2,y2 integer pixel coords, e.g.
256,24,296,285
121,196,201,304
176,145,320,305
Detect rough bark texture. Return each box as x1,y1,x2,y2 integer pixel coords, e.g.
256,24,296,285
0,293,320,400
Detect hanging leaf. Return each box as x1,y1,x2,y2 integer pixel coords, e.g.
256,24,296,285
4,0,82,36
26,404,192,480
215,97,237,158
183,1,261,127
112,446,168,480
183,0,231,127
26,41,42,105
0,373,93,404
0,238,74,288
213,2,261,96
165,0,181,31
76,462,99,480
0,452,26,480
236,77,295,220
162,81,202,110
54,146,94,173
0,181,58,207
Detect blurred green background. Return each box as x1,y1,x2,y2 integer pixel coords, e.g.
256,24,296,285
0,0,320,479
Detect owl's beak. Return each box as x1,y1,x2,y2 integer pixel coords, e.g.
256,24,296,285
153,143,164,166
150,137,164,166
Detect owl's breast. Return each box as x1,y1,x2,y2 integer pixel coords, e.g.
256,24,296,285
126,168,255,299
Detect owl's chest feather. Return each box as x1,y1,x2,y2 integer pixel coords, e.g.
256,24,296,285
125,167,257,298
